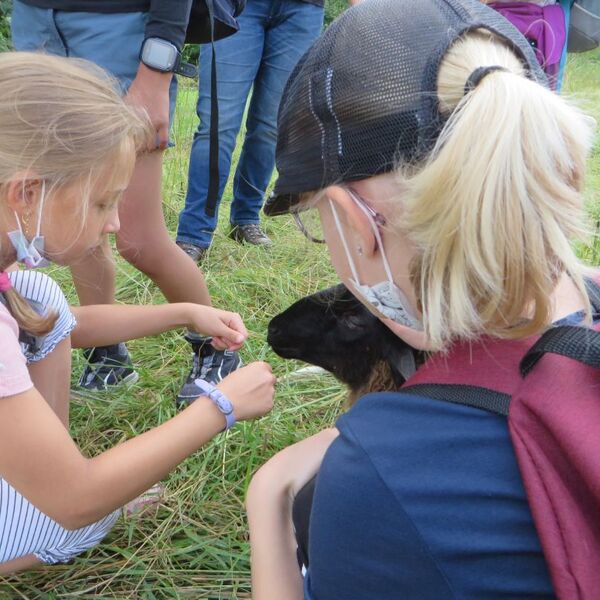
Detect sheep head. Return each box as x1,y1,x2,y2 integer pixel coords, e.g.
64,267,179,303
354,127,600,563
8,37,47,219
268,284,421,404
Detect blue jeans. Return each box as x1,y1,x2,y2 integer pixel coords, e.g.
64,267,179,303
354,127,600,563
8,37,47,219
11,0,177,127
177,0,324,248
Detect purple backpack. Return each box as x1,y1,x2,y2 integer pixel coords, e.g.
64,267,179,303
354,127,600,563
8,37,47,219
489,2,568,89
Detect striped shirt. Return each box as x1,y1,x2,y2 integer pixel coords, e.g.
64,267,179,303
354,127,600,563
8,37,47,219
7,270,76,363
0,270,118,565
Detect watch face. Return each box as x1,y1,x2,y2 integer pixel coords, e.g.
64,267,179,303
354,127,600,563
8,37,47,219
142,39,177,71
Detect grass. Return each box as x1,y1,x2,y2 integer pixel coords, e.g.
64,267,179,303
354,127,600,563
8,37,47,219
1,46,599,600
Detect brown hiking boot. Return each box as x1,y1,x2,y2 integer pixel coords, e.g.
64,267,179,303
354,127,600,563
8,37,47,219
229,224,272,246
177,241,208,264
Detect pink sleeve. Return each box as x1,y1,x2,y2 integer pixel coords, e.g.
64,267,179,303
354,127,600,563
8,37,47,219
0,304,33,397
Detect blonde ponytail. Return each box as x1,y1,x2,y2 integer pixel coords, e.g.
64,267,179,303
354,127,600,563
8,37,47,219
398,30,596,349
1,287,56,336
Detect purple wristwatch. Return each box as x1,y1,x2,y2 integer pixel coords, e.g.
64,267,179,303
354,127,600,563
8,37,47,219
194,378,236,430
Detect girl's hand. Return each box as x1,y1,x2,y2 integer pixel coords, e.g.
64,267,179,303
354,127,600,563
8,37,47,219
185,304,248,351
217,362,276,422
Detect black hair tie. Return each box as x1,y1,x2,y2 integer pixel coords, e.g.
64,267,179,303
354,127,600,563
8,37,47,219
464,65,509,95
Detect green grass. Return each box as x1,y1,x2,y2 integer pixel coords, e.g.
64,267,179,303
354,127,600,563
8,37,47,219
1,48,599,600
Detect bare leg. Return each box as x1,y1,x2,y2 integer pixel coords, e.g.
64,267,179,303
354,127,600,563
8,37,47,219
27,337,71,427
116,152,212,306
70,238,116,306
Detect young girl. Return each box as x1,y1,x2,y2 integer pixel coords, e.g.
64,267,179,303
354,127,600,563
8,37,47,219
246,0,598,598
0,51,275,573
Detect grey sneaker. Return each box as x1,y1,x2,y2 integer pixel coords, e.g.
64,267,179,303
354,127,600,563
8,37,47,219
177,241,208,264
229,224,272,246
78,343,139,391
175,336,242,408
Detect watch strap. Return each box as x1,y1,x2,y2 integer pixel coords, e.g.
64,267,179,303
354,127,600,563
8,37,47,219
194,378,236,429
175,59,197,78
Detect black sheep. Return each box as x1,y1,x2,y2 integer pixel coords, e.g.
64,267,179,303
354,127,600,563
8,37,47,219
268,284,422,406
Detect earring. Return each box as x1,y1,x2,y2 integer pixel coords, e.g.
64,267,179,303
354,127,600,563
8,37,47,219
357,246,363,256
22,212,30,232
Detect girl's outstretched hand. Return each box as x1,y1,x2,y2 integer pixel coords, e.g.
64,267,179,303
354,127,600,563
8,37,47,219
217,362,276,422
185,305,248,350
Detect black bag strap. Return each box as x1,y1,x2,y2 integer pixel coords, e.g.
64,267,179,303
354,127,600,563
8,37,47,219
520,325,600,375
402,383,511,416
585,275,600,311
205,0,220,218
520,278,600,374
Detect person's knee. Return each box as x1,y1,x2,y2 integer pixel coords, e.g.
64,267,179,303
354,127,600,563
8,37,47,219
116,234,174,275
245,113,277,140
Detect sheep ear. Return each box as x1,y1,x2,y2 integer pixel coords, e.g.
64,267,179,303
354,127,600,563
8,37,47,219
387,343,418,383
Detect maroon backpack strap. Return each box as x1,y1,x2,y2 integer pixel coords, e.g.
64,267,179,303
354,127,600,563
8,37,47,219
401,336,531,415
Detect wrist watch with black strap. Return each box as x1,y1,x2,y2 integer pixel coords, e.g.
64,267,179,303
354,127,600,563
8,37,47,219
140,37,197,78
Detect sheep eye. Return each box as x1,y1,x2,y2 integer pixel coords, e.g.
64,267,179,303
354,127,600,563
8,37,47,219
342,313,367,330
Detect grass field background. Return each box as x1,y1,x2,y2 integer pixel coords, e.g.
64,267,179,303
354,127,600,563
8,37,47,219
0,17,598,600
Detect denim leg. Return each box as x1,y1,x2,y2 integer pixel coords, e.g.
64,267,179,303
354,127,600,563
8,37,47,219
11,0,68,55
230,0,324,225
177,1,269,248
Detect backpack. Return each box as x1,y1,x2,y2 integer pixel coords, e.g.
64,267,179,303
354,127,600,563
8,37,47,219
185,0,246,44
403,277,600,600
568,0,600,52
488,1,570,90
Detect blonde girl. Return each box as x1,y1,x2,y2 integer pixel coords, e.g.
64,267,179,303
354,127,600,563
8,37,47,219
0,52,274,573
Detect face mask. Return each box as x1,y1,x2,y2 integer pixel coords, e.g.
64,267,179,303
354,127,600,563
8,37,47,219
329,190,423,331
8,181,51,269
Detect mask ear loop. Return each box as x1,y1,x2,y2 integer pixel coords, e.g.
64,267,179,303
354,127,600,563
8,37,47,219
346,189,395,286
329,198,362,284
13,180,46,238
13,183,27,236
34,181,46,239
346,189,422,328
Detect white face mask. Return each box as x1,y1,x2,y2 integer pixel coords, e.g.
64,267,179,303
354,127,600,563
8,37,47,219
7,181,51,269
329,189,423,331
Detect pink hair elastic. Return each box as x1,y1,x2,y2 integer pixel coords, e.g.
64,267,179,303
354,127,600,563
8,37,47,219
0,272,12,293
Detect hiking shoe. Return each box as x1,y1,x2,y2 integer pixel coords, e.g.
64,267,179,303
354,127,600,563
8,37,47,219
175,337,242,408
229,224,272,246
78,342,139,391
176,241,208,264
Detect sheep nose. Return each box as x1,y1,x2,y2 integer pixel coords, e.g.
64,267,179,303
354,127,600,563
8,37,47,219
267,321,281,343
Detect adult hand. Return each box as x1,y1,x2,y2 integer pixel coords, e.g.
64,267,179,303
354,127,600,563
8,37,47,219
217,362,276,422
185,304,248,351
125,63,172,151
